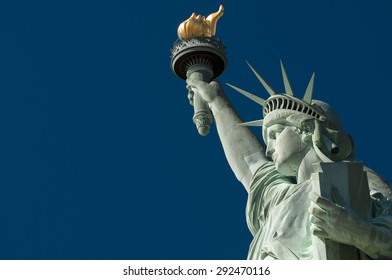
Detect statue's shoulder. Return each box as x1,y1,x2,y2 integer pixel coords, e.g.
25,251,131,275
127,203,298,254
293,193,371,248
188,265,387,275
364,166,392,201
250,161,295,193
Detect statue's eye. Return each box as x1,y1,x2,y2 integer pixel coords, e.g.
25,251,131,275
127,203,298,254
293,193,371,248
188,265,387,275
268,126,285,140
269,130,280,140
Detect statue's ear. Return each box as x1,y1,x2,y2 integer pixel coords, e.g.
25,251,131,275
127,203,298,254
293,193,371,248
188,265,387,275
300,119,313,132
300,119,315,139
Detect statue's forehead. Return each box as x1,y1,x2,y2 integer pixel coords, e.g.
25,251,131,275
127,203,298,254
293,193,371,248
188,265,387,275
263,117,291,131
265,123,286,132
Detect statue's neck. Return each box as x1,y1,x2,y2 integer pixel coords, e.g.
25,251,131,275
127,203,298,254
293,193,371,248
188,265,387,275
297,148,322,184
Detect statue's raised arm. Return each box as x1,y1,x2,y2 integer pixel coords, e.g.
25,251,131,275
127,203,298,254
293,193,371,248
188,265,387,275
186,76,269,191
171,5,269,190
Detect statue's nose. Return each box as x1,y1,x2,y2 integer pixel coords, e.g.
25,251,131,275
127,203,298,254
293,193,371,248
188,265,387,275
265,142,275,158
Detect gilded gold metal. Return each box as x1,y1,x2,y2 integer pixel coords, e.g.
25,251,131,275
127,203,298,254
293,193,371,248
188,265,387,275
177,5,224,40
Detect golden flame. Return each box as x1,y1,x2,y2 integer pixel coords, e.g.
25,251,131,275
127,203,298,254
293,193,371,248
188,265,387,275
177,5,224,40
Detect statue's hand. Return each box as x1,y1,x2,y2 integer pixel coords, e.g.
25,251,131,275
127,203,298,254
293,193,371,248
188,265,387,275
308,188,370,246
186,78,224,106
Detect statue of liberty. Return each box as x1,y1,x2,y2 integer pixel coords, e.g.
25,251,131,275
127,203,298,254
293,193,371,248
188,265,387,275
186,60,392,259
172,6,392,260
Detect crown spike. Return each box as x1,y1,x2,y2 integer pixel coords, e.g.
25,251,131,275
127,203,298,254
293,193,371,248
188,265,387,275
226,83,266,106
237,119,264,127
280,60,294,96
303,73,315,104
245,60,277,96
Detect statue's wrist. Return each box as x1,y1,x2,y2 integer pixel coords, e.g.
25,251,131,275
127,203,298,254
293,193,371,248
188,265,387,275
210,95,231,113
356,222,392,259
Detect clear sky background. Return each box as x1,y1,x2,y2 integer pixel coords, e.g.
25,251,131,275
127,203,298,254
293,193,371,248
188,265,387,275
0,0,391,260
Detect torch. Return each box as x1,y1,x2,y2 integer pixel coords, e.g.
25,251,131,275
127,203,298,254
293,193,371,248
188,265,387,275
170,5,227,136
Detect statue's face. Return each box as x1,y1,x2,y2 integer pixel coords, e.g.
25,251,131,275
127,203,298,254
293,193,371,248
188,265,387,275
264,124,310,176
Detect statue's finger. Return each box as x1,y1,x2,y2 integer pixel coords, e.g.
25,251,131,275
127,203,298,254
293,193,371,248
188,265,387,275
311,225,328,239
309,192,337,211
210,80,222,90
186,84,194,92
309,205,327,220
310,214,324,226
186,78,209,90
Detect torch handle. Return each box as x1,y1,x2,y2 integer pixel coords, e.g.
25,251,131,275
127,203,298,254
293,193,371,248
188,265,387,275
187,66,214,136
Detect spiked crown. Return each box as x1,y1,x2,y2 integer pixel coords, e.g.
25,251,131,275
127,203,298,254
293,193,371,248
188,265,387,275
226,60,325,127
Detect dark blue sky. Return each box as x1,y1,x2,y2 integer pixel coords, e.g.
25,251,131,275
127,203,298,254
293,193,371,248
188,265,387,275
0,0,391,259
